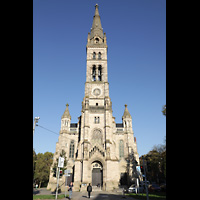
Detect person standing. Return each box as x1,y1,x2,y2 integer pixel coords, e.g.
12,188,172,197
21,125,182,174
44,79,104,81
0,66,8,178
87,183,92,198
68,182,73,200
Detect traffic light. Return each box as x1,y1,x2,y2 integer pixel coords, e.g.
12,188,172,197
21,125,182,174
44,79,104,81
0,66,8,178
53,167,57,177
140,165,144,173
60,170,63,177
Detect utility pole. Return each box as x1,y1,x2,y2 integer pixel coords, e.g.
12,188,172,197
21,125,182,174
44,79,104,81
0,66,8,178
33,117,40,136
142,156,149,200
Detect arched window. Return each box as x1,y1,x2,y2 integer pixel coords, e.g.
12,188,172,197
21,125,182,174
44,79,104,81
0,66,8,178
98,65,102,81
119,140,124,159
94,116,100,124
92,65,96,81
98,52,101,60
69,140,75,158
93,52,96,59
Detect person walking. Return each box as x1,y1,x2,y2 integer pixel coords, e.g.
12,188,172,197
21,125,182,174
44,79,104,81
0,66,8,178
68,182,73,200
87,183,92,198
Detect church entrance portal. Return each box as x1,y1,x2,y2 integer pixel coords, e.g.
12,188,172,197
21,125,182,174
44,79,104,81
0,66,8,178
91,161,103,188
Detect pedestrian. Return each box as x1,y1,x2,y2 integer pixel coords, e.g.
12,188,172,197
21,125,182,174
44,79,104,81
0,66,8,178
68,182,73,200
87,183,92,198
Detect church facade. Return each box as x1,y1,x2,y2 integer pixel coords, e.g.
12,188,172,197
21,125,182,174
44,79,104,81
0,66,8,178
47,4,140,192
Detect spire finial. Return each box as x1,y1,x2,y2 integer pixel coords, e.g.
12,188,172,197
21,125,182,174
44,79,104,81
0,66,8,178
94,4,99,16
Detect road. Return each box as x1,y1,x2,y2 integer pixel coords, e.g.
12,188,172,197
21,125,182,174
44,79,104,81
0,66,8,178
33,188,136,200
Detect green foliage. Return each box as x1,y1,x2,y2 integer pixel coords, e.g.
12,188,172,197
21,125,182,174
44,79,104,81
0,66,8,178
126,192,166,200
139,144,166,184
162,105,166,116
33,194,66,199
33,151,54,187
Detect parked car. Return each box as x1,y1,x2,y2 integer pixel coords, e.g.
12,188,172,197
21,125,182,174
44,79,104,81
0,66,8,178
148,184,161,192
128,184,144,193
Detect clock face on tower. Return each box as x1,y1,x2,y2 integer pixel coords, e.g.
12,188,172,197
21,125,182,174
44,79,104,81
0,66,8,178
93,88,101,96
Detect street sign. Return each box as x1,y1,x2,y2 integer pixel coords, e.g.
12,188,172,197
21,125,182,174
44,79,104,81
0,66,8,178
58,157,64,168
64,169,71,174
64,169,71,176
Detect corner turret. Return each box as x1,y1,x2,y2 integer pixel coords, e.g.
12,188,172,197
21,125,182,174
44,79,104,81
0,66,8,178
122,104,132,128
61,103,71,131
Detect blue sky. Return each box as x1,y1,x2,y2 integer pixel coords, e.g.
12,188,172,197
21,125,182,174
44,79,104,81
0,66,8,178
33,0,166,157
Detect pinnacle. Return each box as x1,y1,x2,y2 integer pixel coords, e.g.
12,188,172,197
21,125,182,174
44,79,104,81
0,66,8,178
61,103,71,119
122,104,132,118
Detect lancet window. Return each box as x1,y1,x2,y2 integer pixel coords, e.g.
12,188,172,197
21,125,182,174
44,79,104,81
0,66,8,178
119,140,124,159
92,65,96,81
93,52,96,59
98,52,102,60
69,140,75,158
94,117,100,124
98,65,102,81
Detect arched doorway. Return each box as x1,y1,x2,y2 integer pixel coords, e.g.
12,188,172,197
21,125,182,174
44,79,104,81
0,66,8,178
91,161,103,188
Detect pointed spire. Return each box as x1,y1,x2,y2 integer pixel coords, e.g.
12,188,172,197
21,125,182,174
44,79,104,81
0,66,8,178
61,103,71,119
90,4,103,39
122,104,132,118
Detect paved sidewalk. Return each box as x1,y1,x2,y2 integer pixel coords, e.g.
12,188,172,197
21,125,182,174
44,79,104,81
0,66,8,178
33,188,136,200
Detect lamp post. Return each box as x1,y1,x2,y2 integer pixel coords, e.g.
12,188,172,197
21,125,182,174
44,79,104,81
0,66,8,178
33,117,40,136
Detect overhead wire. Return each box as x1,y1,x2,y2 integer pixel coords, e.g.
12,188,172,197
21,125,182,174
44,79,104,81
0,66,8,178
37,124,60,136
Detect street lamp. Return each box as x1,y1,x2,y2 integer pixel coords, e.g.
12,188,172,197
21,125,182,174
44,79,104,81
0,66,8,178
33,116,40,136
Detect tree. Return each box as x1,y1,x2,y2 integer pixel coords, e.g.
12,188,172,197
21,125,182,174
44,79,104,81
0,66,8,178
33,149,37,181
162,105,166,116
34,152,53,188
125,150,139,186
139,144,166,184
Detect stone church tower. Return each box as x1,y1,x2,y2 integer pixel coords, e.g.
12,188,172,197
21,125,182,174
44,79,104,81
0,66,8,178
47,4,140,192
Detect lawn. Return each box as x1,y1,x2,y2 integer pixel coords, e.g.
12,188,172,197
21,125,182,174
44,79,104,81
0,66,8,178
126,192,166,200
33,194,67,199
